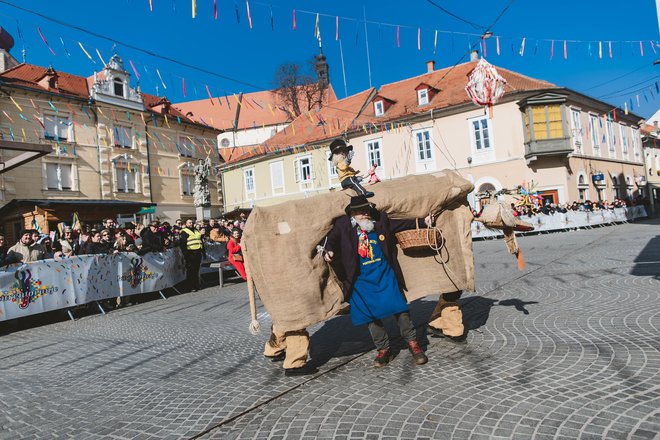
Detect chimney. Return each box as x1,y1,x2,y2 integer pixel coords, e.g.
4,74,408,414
470,50,479,62
426,60,435,73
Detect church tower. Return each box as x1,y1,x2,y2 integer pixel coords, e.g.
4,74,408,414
314,45,329,89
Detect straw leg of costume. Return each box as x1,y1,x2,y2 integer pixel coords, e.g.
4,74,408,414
341,176,374,198
231,260,248,280
264,327,310,369
428,291,464,338
368,312,416,349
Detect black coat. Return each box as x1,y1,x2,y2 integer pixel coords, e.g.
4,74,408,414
324,211,425,298
139,229,163,255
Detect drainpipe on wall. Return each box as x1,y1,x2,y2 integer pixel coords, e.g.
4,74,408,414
88,100,103,201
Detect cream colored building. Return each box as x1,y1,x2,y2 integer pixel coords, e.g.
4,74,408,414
0,51,222,241
220,58,645,211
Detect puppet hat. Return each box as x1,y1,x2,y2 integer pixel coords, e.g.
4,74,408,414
328,139,353,160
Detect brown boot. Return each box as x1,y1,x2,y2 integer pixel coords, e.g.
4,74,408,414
408,340,428,365
374,348,393,368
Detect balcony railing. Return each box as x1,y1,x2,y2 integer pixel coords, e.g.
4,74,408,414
525,137,574,162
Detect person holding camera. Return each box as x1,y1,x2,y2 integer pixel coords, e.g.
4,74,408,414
227,228,247,281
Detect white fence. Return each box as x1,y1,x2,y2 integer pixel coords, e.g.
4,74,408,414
471,206,648,239
0,249,186,322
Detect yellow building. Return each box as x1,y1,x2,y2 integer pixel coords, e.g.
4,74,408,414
0,52,222,241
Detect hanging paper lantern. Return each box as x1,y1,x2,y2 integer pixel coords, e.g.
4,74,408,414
465,58,507,118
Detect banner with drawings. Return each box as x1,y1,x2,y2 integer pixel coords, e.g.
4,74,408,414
0,248,185,322
471,206,648,238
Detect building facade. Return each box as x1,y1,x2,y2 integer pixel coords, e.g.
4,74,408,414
0,51,222,241
219,58,645,212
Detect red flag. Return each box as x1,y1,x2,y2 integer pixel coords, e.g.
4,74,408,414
205,85,215,106
37,27,56,56
182,78,187,97
214,0,218,19
129,60,140,81
550,40,554,60
292,9,297,30
640,41,644,56
246,0,252,29
482,38,487,57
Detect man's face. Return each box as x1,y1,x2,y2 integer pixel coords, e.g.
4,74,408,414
209,219,216,227
0,236,5,247
185,220,194,228
31,232,40,242
175,220,182,227
232,230,240,239
64,231,72,239
351,207,372,221
101,231,111,241
105,220,114,228
20,233,32,245
91,233,101,242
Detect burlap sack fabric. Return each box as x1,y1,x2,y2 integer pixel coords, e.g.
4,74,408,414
242,170,476,333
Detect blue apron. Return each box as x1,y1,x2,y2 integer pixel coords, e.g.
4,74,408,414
349,231,409,325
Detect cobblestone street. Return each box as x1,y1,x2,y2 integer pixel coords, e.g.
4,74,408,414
1,219,658,439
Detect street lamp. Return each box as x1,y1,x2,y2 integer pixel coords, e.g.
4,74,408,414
654,59,660,65
482,31,493,40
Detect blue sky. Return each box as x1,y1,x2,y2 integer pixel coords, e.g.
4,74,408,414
1,0,659,117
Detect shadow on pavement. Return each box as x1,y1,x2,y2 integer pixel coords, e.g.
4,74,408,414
631,235,660,280
307,296,538,368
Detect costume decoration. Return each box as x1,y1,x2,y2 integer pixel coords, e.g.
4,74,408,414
357,229,372,259
328,138,374,198
515,181,542,208
465,58,507,118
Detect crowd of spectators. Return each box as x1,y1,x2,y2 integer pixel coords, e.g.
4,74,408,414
472,198,636,219
0,213,248,267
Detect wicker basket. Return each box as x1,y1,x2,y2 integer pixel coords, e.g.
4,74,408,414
395,219,439,251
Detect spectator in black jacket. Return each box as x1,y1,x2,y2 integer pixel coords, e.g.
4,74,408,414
139,222,164,255
82,230,112,255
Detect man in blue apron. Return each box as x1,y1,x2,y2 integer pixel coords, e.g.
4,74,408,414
322,196,433,367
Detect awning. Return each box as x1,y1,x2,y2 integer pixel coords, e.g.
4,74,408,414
0,140,52,174
137,206,156,214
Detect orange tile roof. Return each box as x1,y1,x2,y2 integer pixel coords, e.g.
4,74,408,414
0,63,90,99
0,63,219,132
174,85,338,131
219,88,376,166
221,60,558,168
363,60,556,121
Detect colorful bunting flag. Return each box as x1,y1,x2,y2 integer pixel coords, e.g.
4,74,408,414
292,9,297,30
246,0,252,29
37,27,56,56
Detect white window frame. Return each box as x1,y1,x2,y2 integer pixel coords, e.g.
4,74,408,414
589,115,600,156
364,138,384,175
43,113,72,142
631,128,640,159
270,160,285,195
328,160,339,184
114,163,138,193
570,108,583,153
179,166,193,196
417,88,429,106
44,162,75,191
179,136,195,158
606,120,615,157
244,167,255,197
619,124,629,158
294,155,314,184
374,100,384,117
113,77,125,98
113,124,133,148
413,128,436,173
468,116,494,164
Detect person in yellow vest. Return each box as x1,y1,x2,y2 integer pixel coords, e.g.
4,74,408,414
179,219,204,292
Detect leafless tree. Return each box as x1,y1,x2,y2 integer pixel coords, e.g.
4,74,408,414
272,61,327,121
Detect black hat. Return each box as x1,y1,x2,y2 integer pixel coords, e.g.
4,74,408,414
328,138,353,161
345,195,373,216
